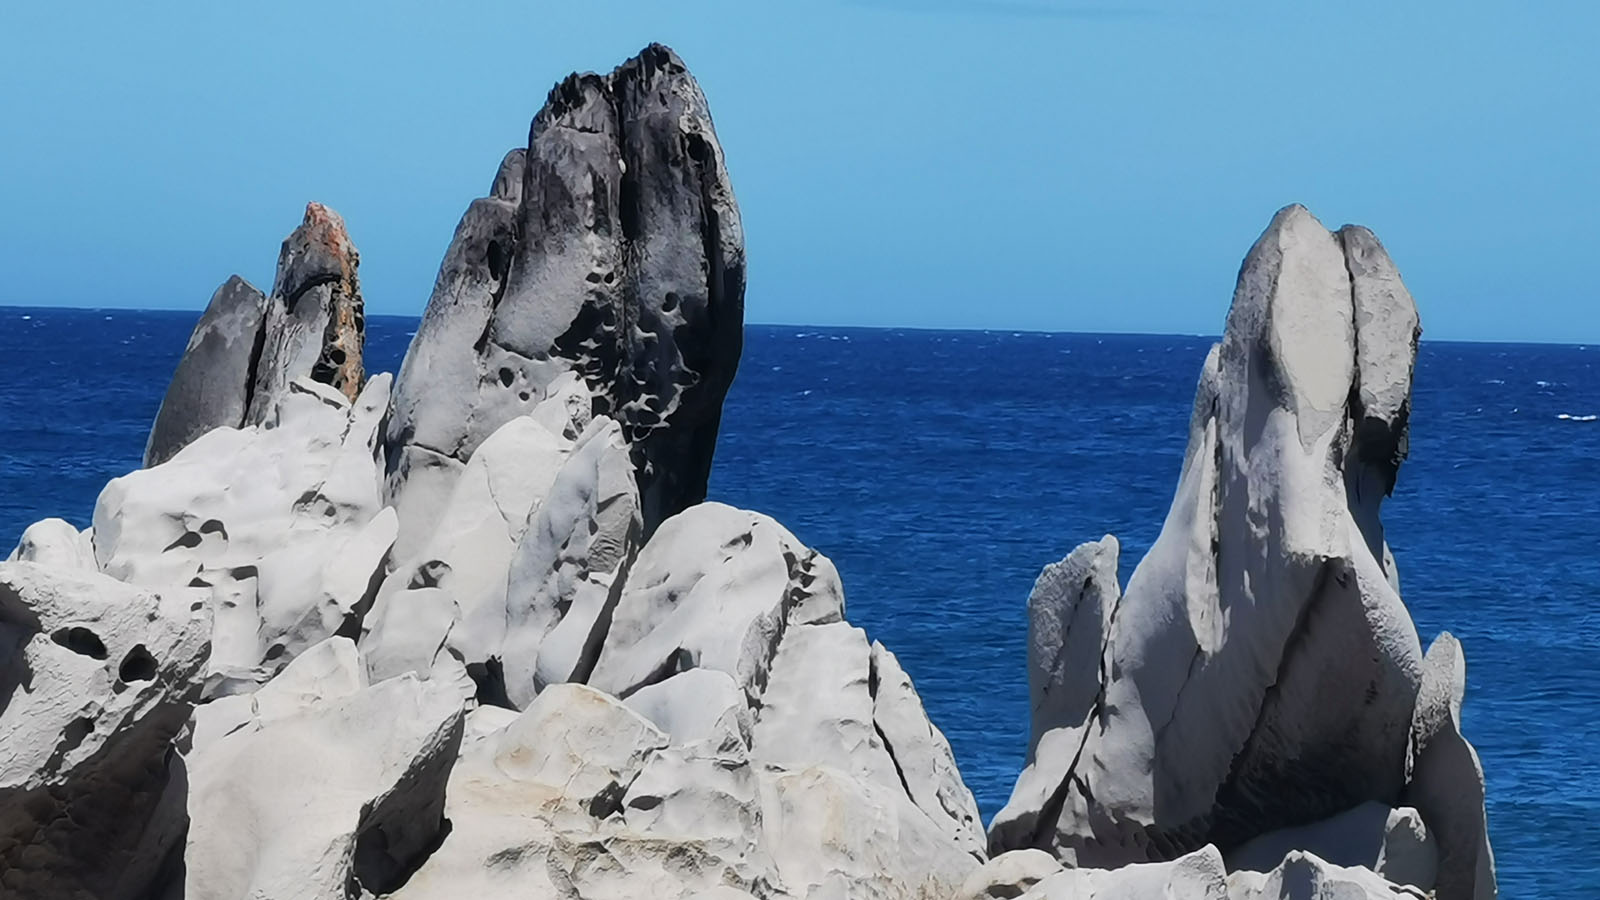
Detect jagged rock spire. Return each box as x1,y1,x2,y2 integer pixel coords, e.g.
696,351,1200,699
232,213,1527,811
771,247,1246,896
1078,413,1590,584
383,43,746,560
247,202,366,423
143,202,367,463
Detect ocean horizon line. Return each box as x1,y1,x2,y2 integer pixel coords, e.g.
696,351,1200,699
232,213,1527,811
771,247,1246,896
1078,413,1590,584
0,303,1590,350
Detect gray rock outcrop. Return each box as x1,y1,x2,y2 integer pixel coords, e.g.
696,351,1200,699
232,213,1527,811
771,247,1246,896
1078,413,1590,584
1226,802,1437,891
991,205,1495,899
1403,633,1497,900
0,562,210,900
144,275,268,467
247,202,366,423
143,203,367,467
384,43,745,560
0,41,1503,900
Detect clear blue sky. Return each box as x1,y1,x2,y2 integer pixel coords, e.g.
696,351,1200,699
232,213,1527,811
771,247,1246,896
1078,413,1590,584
1,1,1594,341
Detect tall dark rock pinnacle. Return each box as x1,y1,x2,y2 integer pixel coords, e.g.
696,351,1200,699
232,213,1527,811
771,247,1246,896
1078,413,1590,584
383,43,746,559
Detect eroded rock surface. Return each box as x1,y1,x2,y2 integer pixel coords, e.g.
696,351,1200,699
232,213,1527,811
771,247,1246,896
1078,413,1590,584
0,562,210,900
991,205,1494,900
248,202,366,423
385,43,745,559
0,43,1502,900
144,275,268,467
144,204,367,467
97,376,392,690
183,637,463,899
1403,633,1497,900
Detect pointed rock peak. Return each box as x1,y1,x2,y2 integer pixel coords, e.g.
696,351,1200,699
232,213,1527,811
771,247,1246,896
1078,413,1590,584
143,274,269,466
247,202,367,422
490,149,525,203
385,43,745,552
1226,203,1355,440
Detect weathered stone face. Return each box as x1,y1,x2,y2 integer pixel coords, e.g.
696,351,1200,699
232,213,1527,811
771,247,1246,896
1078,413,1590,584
384,43,745,560
248,202,366,424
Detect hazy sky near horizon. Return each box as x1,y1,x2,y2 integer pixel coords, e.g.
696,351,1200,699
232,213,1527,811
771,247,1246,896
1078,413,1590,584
1,2,1594,341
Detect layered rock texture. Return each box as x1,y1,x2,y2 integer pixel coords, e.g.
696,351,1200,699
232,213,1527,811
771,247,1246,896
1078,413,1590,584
989,205,1496,900
0,47,1497,900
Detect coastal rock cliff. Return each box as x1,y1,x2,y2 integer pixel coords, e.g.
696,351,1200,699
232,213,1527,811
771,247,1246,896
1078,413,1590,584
0,48,1496,900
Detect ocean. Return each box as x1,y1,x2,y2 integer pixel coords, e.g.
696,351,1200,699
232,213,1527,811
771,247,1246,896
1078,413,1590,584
1,307,1594,898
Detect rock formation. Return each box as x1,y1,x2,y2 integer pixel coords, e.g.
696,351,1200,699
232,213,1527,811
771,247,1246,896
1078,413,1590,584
0,563,210,899
383,42,745,560
143,276,267,467
142,202,367,466
0,44,1001,900
989,205,1496,900
0,45,1499,900
247,202,366,422
98,375,393,694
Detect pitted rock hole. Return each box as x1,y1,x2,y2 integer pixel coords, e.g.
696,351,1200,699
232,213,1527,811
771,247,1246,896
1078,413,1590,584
51,627,108,660
117,644,158,682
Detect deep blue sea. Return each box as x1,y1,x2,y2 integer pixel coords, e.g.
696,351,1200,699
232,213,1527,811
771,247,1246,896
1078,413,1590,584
1,307,1595,898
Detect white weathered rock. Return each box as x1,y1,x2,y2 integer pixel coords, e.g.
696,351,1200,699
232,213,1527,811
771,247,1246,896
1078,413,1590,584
385,373,589,658
392,682,767,900
958,849,1064,899
363,375,634,702
94,375,391,688
6,517,96,571
1025,536,1118,759
993,206,1427,867
1402,633,1496,900
1227,802,1436,891
746,623,984,895
869,640,986,858
752,622,901,788
183,637,464,899
758,764,977,900
501,414,642,705
0,561,210,900
623,667,751,751
588,502,843,700
1226,850,1415,899
1025,844,1231,899
1014,844,1418,899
